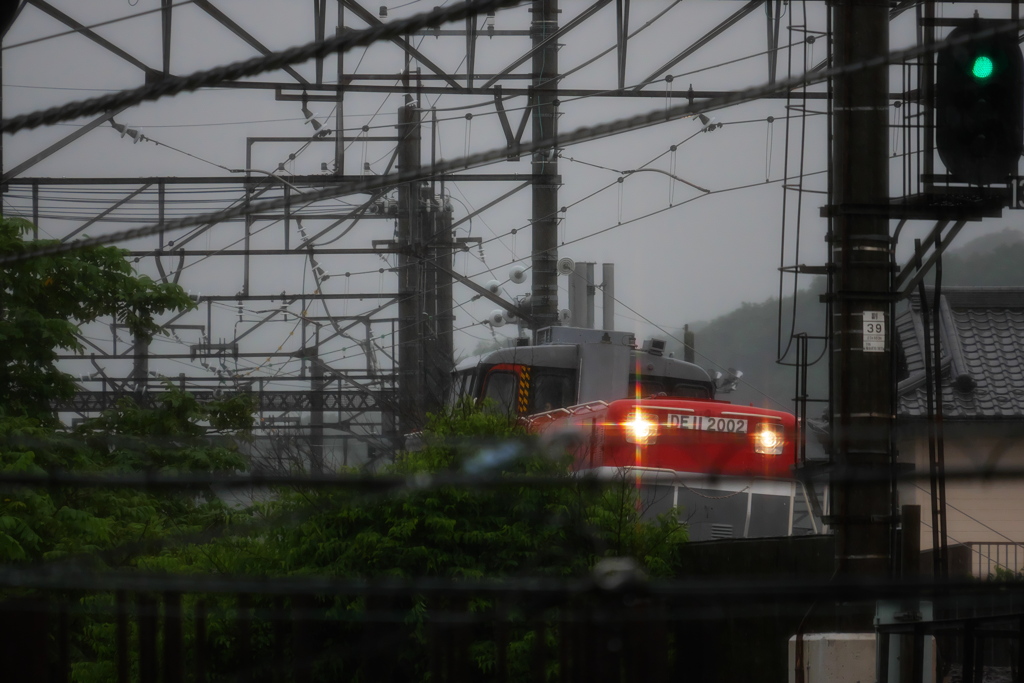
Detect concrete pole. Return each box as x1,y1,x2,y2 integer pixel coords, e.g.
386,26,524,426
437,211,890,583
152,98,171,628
569,263,588,328
585,261,596,328
334,1,345,175
423,188,453,415
397,96,423,430
309,351,325,474
602,263,615,330
829,0,893,584
436,201,454,397
530,0,560,330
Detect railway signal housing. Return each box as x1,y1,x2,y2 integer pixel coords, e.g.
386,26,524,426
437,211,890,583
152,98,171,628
936,22,1024,185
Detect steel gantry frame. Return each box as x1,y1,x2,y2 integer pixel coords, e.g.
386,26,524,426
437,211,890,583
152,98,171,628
2,0,828,466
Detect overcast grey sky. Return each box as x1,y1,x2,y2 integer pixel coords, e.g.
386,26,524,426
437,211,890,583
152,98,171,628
3,0,1019,396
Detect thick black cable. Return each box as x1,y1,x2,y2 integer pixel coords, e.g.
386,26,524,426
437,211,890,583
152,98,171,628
0,562,1015,604
1,0,196,52
1,0,523,134
4,19,1011,265
1,453,1015,491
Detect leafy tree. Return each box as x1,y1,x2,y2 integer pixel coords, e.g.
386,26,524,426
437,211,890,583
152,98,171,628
54,400,684,682
0,216,253,564
0,217,255,682
0,217,688,681
186,400,687,681
0,217,195,423
260,400,685,581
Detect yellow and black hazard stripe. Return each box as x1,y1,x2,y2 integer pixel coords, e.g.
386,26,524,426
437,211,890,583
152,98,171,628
517,366,531,414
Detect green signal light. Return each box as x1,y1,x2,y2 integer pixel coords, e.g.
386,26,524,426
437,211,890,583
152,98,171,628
972,55,995,80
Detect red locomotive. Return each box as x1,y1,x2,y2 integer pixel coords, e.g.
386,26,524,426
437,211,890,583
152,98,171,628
454,327,818,541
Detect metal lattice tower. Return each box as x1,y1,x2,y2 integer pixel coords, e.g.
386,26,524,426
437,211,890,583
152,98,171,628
2,0,832,467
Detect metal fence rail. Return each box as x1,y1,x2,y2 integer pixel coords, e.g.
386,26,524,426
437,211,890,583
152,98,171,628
0,586,704,683
3,568,1024,683
964,542,1024,579
878,613,1024,683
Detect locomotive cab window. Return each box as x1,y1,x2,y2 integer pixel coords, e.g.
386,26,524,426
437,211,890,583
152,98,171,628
633,379,666,398
479,365,576,415
531,370,576,413
630,375,712,400
481,368,519,414
449,369,479,405
669,382,711,399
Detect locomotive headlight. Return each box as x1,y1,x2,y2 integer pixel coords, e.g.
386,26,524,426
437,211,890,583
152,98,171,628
754,423,783,455
623,411,659,445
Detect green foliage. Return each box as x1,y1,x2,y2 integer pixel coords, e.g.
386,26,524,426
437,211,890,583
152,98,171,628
256,400,685,583
988,565,1024,582
0,218,255,682
0,217,195,422
75,386,254,473
0,217,692,681
180,400,687,681
0,217,250,566
1,387,688,681
0,382,252,571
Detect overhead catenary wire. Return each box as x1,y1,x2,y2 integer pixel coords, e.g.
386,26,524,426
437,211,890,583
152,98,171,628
2,2,864,417
253,165,828,381
3,98,825,283
1,0,524,135
12,6,1024,651
7,0,1011,139
6,42,823,233
598,284,793,410
364,166,828,370
0,94,812,265
1,0,197,52
33,154,829,399
51,154,828,384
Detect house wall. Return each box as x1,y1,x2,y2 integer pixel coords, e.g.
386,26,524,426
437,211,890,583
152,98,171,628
898,421,1024,576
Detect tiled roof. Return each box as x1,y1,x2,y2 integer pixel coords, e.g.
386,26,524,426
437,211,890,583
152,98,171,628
897,287,1024,420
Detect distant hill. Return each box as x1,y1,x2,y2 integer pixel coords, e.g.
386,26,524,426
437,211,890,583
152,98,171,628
944,226,1024,259
669,228,1024,413
936,227,1024,285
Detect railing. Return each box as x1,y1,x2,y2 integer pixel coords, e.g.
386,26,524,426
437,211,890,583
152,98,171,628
6,559,1024,682
964,542,1024,579
0,575,731,683
877,613,1024,683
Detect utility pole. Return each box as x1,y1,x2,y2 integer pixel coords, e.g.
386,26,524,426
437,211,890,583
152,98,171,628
530,0,560,331
829,0,893,587
421,186,453,416
430,199,454,411
397,93,424,430
310,350,325,474
334,1,345,176
602,263,615,331
131,330,150,400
